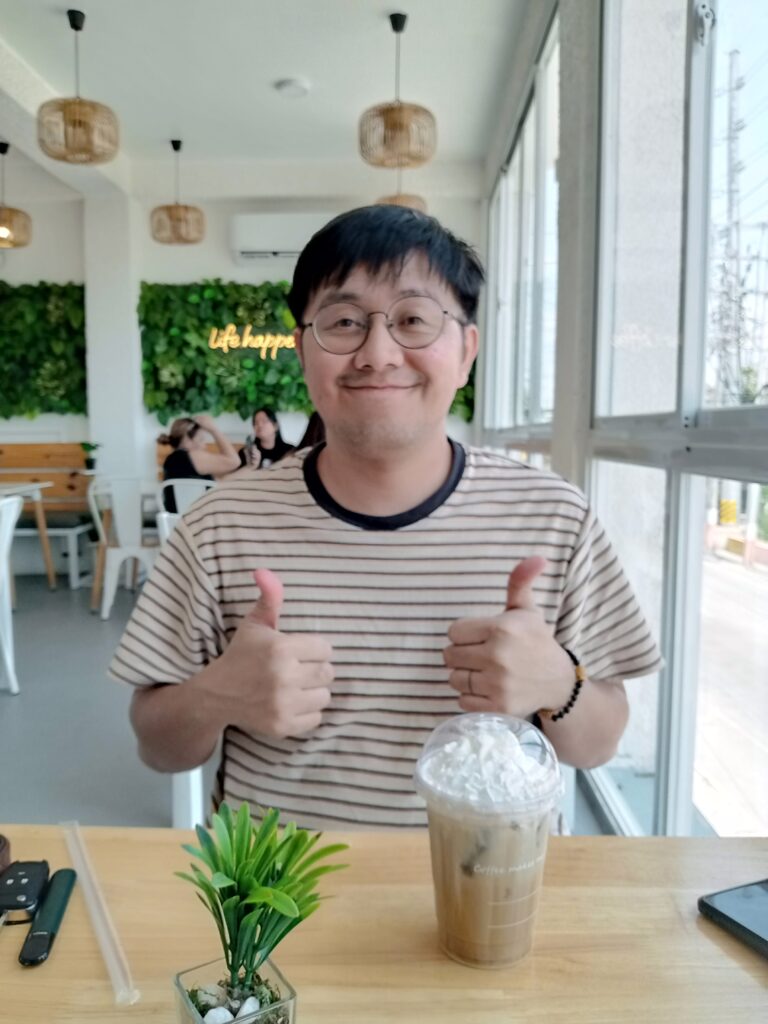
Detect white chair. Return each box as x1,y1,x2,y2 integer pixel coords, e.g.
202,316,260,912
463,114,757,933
88,477,158,620
156,510,180,545
172,769,206,830
0,495,23,695
154,503,205,827
158,478,214,516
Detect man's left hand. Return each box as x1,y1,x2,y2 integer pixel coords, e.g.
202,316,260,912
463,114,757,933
443,557,574,718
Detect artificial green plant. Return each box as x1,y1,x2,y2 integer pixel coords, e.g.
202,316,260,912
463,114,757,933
177,802,348,995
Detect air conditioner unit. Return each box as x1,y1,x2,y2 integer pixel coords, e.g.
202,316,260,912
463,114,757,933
230,212,332,263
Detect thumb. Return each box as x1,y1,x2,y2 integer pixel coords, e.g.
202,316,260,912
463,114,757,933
505,556,547,611
247,568,284,630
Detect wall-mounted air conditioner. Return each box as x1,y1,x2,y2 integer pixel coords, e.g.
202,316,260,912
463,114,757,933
229,212,332,264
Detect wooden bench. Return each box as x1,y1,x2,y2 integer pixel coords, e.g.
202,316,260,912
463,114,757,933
0,443,93,590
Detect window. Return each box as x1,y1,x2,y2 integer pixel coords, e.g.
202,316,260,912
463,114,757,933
586,0,768,837
705,1,768,408
595,0,687,416
694,475,768,836
484,17,559,445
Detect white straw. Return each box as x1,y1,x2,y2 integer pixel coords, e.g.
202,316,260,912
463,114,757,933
61,820,141,1005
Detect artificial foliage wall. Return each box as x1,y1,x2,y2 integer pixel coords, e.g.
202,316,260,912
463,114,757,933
139,278,474,424
139,279,309,424
0,281,86,418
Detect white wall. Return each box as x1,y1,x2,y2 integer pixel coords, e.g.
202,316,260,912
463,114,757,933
0,199,84,284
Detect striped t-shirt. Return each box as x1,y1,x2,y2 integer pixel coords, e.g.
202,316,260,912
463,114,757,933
110,442,662,829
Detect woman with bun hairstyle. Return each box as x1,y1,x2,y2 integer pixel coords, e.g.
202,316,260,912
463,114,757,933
159,414,240,511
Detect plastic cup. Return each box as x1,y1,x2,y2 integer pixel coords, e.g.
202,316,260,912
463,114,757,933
414,713,562,968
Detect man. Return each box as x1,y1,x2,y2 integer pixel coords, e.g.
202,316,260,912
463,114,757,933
112,205,661,828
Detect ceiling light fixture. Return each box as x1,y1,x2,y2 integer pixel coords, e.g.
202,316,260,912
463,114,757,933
37,9,119,165
150,140,205,245
359,12,436,170
0,143,32,249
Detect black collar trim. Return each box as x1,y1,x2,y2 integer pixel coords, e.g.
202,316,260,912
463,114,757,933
302,440,466,531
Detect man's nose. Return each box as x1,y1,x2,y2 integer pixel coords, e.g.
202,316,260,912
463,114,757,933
352,312,404,369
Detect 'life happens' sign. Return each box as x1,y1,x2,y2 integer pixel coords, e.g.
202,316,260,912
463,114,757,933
208,324,295,359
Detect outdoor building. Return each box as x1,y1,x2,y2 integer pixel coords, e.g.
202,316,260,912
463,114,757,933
0,0,766,847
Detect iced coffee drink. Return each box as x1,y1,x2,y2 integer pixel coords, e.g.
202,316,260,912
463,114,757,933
414,714,562,968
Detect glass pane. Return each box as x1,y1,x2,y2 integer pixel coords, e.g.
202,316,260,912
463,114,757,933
592,460,667,833
537,34,560,422
519,102,537,424
596,0,687,415
489,152,522,430
705,2,768,407
506,449,552,471
694,476,768,835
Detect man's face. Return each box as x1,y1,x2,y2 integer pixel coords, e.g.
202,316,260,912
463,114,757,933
294,254,478,454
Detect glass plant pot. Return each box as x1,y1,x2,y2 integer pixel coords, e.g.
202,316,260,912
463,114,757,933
174,958,296,1024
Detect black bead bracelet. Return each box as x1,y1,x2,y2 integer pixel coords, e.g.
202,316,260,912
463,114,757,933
540,647,586,722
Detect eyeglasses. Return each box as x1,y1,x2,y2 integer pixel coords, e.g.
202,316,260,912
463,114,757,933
302,295,467,355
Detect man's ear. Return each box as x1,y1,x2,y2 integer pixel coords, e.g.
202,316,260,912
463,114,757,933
293,327,305,370
459,324,479,385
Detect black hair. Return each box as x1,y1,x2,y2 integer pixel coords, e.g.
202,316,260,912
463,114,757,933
288,205,485,325
252,407,278,427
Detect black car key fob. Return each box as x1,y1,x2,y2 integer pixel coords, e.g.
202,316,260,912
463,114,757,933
19,869,77,965
0,861,50,924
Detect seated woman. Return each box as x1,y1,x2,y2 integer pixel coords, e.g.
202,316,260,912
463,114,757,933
240,407,294,468
159,415,240,511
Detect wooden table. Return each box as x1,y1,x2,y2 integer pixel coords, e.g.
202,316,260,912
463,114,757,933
1,827,766,1023
0,482,56,589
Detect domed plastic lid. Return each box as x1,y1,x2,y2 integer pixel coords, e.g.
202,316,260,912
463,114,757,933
414,713,563,817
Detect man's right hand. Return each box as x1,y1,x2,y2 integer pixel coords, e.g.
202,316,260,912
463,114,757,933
202,568,334,739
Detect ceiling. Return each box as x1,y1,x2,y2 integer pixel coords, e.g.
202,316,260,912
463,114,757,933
0,0,529,168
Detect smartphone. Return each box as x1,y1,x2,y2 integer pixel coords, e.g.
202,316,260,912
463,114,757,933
698,878,768,959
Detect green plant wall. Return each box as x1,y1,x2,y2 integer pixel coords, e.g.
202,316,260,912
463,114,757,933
0,281,86,418
0,277,474,423
139,279,308,424
139,278,473,424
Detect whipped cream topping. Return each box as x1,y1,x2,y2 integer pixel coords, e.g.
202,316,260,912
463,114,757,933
417,717,559,810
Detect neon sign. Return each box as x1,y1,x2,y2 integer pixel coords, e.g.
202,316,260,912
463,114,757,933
208,324,295,359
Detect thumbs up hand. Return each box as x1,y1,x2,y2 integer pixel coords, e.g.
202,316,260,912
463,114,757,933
443,557,574,719
213,568,334,738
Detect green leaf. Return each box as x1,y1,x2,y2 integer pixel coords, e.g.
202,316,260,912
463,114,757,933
245,885,300,918
211,872,237,890
212,812,234,873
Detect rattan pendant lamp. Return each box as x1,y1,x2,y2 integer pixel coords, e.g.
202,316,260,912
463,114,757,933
360,13,434,212
37,9,119,165
0,143,32,248
150,140,205,244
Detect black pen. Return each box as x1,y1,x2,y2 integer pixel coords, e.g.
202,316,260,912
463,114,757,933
18,869,77,966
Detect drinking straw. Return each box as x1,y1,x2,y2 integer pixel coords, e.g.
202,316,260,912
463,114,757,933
61,820,141,1005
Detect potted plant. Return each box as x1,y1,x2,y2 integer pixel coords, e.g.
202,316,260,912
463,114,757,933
80,441,101,470
174,801,348,1024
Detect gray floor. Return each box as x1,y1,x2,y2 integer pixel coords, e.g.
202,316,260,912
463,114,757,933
1,576,604,833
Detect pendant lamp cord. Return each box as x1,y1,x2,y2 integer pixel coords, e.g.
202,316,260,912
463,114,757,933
394,30,401,102
74,31,80,97
174,150,180,205
1,153,5,206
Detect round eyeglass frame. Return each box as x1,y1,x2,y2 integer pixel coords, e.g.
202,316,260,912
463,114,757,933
302,296,467,355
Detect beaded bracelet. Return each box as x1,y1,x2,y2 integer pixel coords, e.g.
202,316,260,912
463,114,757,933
539,648,586,722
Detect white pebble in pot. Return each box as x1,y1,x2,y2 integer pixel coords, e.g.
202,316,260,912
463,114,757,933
203,1008,234,1024
236,997,261,1019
